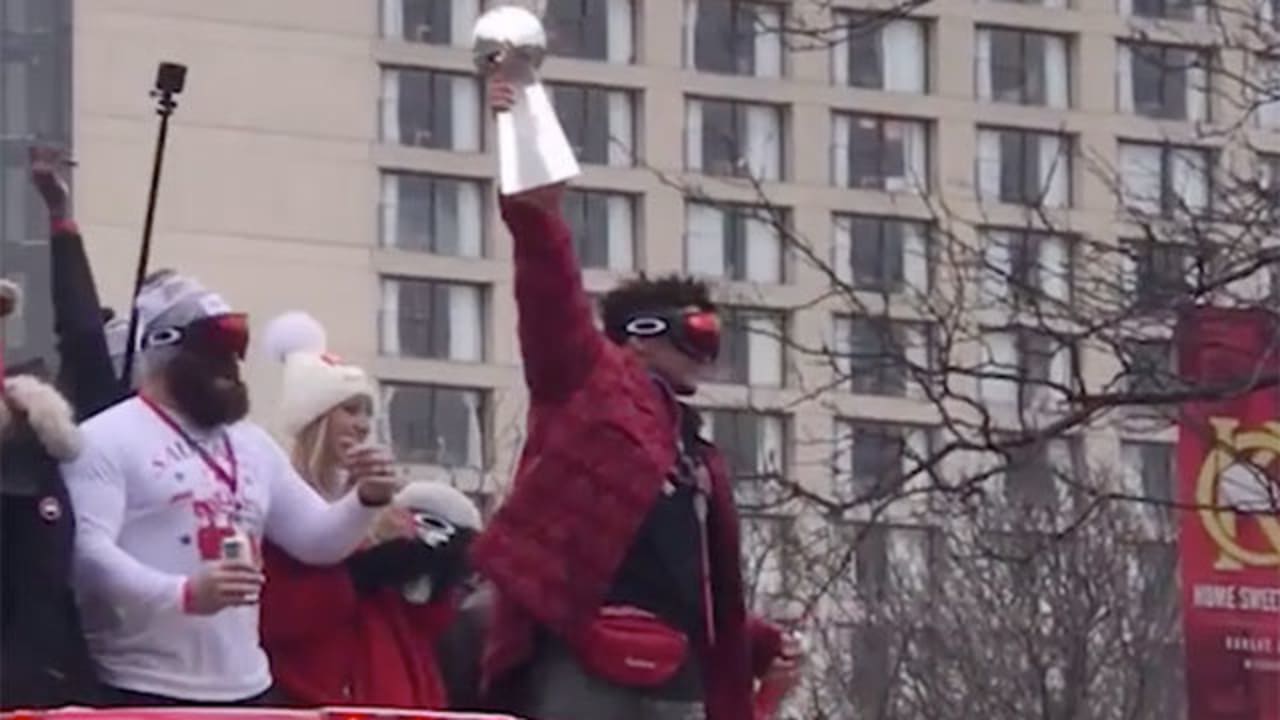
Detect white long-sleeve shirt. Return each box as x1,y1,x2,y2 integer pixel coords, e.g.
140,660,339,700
62,396,378,701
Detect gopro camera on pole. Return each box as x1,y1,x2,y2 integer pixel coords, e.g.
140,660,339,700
119,61,187,389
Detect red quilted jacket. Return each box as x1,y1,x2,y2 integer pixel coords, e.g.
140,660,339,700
470,197,782,720
260,541,453,709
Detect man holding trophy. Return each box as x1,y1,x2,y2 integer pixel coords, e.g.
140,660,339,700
468,6,801,720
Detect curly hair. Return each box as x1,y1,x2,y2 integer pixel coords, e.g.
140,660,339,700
600,274,714,345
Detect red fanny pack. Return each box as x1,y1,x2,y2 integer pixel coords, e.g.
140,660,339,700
573,606,690,688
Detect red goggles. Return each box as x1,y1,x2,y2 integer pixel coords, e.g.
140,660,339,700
144,313,250,359
624,309,721,362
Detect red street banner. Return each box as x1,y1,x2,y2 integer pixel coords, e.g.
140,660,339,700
1176,306,1280,720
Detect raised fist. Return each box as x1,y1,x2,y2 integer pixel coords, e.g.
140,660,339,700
28,146,71,220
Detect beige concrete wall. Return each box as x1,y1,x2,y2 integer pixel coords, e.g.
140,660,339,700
74,0,381,427
73,0,1237,497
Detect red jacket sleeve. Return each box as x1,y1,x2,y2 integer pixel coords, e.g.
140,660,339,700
748,614,785,678
501,196,604,404
259,542,360,649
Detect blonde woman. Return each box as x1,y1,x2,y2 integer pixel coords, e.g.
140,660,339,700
257,312,477,708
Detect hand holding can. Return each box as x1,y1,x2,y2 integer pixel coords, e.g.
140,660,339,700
220,531,259,604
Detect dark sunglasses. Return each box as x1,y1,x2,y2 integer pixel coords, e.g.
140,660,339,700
143,313,250,360
624,309,721,363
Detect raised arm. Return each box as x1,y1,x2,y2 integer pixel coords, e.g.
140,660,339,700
490,79,604,403
502,188,604,403
262,435,380,565
30,147,120,418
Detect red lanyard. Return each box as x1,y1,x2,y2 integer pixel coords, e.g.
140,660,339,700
140,395,238,494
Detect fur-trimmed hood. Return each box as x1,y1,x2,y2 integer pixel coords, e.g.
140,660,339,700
0,375,81,461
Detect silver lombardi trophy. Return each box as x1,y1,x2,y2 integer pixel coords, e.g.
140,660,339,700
473,5,580,195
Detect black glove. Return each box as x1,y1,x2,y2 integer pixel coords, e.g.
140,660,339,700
347,538,445,595
346,531,476,596
427,527,477,597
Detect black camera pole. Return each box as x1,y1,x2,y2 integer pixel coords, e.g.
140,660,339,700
120,62,186,390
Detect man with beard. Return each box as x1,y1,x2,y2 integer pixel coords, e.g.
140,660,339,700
62,273,401,707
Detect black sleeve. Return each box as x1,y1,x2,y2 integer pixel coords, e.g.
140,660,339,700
49,223,124,419
346,531,475,595
346,538,444,595
434,585,492,710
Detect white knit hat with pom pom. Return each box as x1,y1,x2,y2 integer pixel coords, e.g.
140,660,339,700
263,311,374,438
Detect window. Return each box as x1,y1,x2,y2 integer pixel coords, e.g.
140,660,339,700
976,127,1071,208
1119,142,1211,216
979,328,1076,407
384,383,486,467
845,623,893,717
833,316,934,397
832,12,927,93
543,0,634,63
1126,541,1183,716
976,27,1070,108
839,523,941,714
549,83,634,166
1253,57,1280,130
381,0,480,46
379,277,484,362
1266,0,1280,26
686,97,783,180
981,529,1052,589
835,422,937,501
380,67,481,151
1122,441,1176,535
715,308,785,386
740,514,793,611
1120,0,1205,20
1118,43,1209,121
981,229,1074,308
685,0,783,77
840,623,941,719
703,410,786,488
1138,634,1186,720
852,523,940,599
563,189,635,271
685,202,785,283
1262,155,1280,224
1131,541,1180,627
832,113,929,192
833,215,930,294
380,172,484,257
1002,438,1076,508
1121,338,1175,394
1127,239,1202,310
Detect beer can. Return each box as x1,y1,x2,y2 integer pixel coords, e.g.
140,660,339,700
221,534,249,562
221,533,259,604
